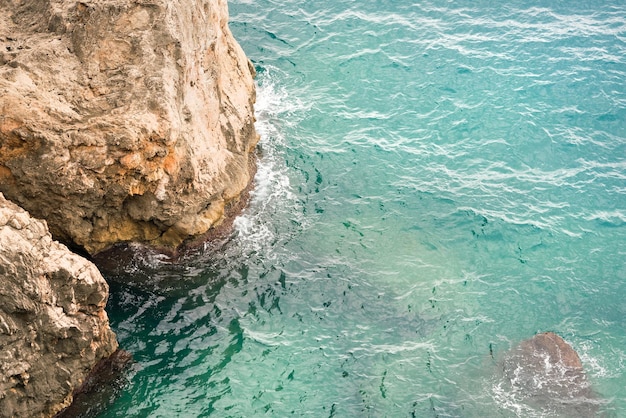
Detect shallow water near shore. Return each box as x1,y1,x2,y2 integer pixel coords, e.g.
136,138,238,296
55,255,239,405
99,1,625,416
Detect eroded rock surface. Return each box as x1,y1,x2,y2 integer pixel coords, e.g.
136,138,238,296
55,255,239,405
0,193,118,418
0,0,258,254
497,332,600,417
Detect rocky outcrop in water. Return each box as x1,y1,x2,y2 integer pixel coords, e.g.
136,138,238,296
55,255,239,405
0,0,258,255
499,332,600,417
0,193,118,418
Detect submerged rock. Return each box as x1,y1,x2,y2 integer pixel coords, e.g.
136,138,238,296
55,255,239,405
497,332,600,417
0,193,118,417
0,0,259,255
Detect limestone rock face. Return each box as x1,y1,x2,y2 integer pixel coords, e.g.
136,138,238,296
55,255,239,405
0,0,258,254
0,193,118,417
499,332,599,417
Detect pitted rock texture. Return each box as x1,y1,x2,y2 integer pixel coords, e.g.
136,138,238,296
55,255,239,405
0,0,258,254
0,193,118,418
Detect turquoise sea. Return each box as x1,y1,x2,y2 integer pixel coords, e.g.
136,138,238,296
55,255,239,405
99,1,625,416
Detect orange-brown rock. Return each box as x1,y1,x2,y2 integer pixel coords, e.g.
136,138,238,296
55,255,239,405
0,0,258,254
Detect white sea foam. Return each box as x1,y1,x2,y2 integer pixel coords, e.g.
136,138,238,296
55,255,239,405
577,339,620,379
232,67,308,255
491,381,537,418
584,210,626,226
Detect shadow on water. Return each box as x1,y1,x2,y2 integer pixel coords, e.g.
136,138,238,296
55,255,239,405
88,229,329,417
94,240,216,291
79,239,250,417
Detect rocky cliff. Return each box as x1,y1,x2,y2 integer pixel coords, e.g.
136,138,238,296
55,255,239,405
0,193,118,417
0,0,259,255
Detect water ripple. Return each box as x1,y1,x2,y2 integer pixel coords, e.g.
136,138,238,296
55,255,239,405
99,1,626,416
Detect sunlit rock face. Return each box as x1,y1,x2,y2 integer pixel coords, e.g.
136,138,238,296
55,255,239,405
0,0,258,255
0,193,118,417
497,332,600,417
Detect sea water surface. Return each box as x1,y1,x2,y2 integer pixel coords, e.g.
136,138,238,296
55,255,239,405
99,1,625,416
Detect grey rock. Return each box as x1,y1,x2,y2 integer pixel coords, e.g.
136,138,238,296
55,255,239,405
0,193,118,418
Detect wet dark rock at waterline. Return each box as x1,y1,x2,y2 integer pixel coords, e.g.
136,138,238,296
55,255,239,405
55,350,133,418
497,332,602,417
